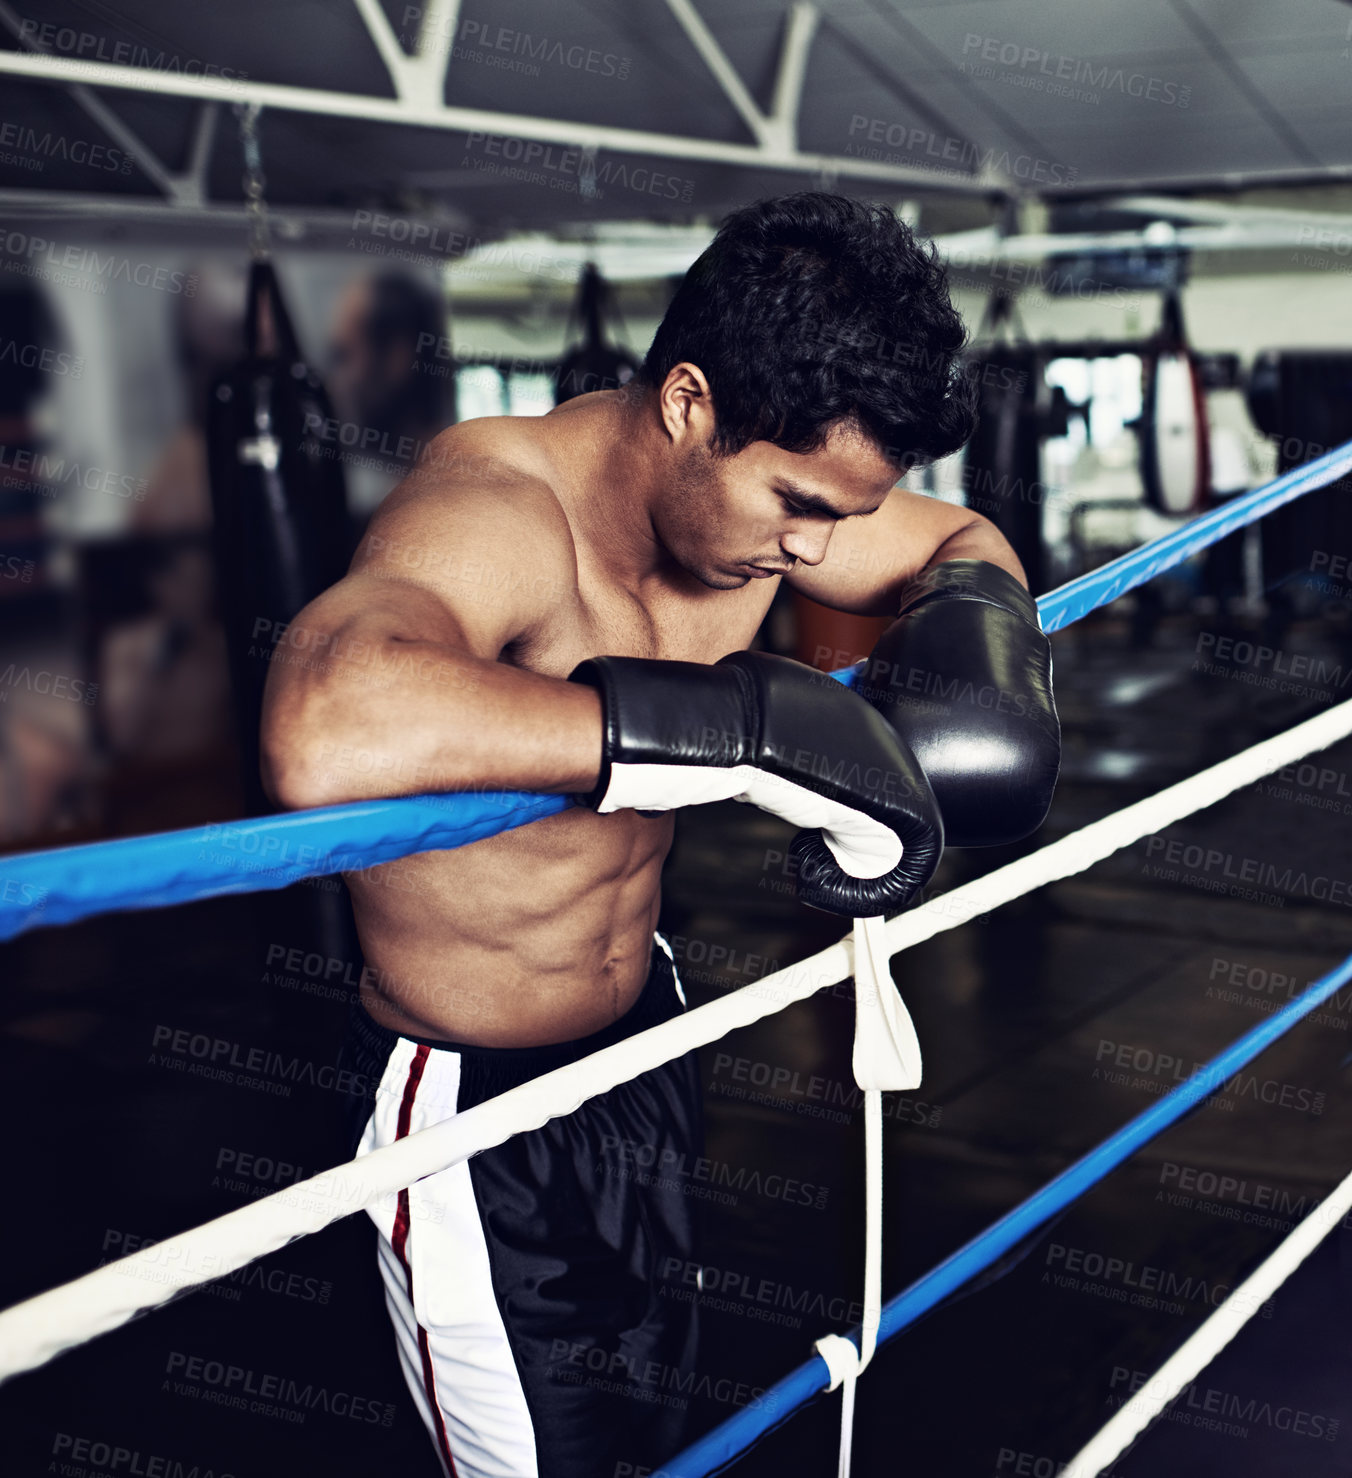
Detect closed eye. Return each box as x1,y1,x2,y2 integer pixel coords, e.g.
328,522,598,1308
781,494,844,522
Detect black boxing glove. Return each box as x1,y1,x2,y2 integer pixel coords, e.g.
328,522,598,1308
568,650,943,916
855,560,1060,847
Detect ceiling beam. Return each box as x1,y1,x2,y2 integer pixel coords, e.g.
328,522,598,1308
768,3,819,155
662,0,770,147
0,46,997,194
352,0,461,112
1109,193,1352,231
0,0,187,202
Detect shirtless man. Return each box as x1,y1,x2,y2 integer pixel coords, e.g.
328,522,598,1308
260,192,1059,1477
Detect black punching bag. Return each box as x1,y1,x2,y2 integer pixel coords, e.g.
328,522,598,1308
207,259,353,812
961,343,1046,596
1246,351,1352,621
554,263,639,404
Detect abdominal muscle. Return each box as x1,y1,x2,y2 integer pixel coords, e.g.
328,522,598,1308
345,804,676,1046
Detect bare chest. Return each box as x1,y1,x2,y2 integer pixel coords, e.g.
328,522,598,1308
508,572,779,678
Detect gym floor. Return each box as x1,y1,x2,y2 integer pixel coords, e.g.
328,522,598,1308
3,602,1352,1477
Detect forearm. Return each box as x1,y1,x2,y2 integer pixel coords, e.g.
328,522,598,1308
261,628,602,808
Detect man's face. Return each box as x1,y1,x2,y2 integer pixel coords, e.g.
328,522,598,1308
656,418,898,591
327,279,413,433
327,280,375,419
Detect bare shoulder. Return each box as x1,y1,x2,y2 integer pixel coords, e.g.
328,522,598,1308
347,422,579,654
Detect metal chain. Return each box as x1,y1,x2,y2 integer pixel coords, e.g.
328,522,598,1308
235,102,270,261
579,145,599,201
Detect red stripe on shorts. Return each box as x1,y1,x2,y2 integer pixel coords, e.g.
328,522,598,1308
392,1043,458,1477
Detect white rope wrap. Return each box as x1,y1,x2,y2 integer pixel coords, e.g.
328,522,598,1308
810,1088,885,1478
814,1332,862,1477
3,694,1352,1400
1064,1161,1352,1476
813,916,916,1477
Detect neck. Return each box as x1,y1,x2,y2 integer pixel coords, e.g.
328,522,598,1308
540,386,675,589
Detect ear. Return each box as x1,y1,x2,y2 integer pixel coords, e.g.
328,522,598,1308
658,362,714,446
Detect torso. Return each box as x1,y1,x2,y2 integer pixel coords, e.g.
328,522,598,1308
347,408,780,1046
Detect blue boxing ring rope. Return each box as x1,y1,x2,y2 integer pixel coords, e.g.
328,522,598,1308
3,436,1351,944
3,439,1352,1476
665,946,1352,1475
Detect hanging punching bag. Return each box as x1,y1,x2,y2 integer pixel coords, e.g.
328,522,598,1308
555,263,640,404
1139,291,1211,516
1246,350,1352,619
207,259,353,812
961,330,1046,596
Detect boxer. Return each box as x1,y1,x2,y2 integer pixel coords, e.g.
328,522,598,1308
261,191,1059,1478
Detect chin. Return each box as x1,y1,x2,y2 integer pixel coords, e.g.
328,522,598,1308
696,566,753,591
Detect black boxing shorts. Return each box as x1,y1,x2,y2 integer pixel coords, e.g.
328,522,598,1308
338,932,702,1478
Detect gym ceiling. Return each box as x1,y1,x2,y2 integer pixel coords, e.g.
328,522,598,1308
1,0,1349,259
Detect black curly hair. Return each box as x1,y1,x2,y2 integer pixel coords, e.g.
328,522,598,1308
642,192,977,470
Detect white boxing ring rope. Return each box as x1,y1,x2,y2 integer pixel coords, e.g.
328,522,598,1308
6,434,1352,1477
1063,1159,1352,1476
4,685,1352,1390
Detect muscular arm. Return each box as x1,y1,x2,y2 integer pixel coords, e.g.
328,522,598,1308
784,487,1027,614
260,444,601,809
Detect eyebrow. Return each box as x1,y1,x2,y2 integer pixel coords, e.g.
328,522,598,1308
777,482,851,519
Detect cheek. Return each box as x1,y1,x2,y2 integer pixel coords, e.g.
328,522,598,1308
740,500,783,548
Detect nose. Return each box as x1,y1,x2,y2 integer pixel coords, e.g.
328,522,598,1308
781,528,833,567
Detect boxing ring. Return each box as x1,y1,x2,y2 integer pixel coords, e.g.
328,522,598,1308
3,437,1352,1477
